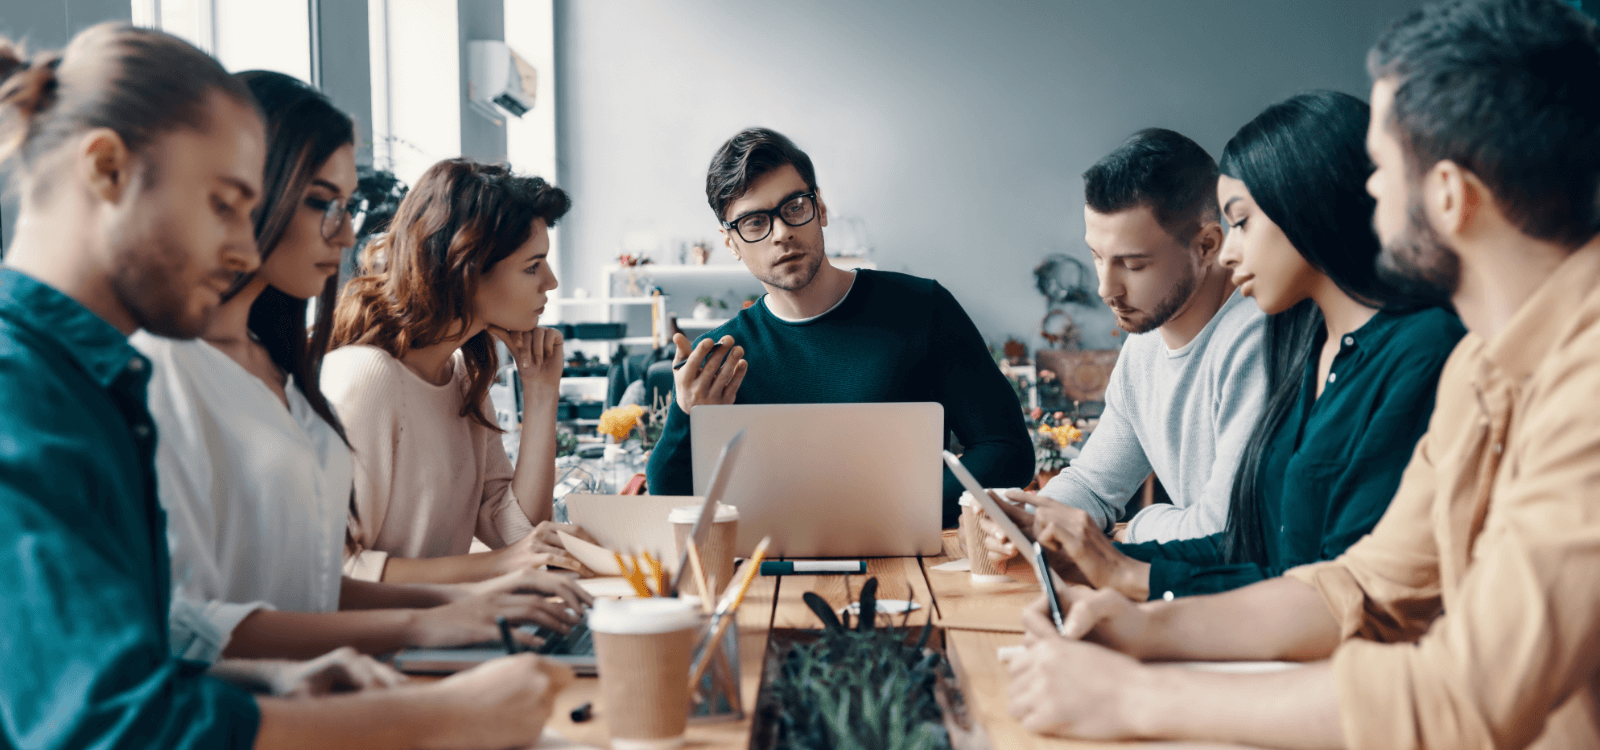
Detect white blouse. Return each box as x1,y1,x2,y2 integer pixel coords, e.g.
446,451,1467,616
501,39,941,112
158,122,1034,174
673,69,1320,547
133,333,353,663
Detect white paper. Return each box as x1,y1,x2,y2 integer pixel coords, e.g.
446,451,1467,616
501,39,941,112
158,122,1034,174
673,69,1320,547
930,559,971,572
555,530,625,576
839,599,922,617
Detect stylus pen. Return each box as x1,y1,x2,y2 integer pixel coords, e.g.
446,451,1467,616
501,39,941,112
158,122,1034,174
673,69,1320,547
672,342,726,370
496,616,518,655
1035,542,1066,633
759,560,867,575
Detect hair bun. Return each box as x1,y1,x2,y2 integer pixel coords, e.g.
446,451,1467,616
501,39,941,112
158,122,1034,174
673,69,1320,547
0,48,62,119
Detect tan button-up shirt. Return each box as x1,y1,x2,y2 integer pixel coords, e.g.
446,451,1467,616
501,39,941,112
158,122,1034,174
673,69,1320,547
1286,241,1600,750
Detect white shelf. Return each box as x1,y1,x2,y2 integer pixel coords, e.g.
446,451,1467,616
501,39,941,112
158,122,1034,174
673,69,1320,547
548,296,661,306
612,258,875,278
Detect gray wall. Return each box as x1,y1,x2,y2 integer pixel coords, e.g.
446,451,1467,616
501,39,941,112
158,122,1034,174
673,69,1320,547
316,0,373,166
0,0,132,255
554,0,1426,350
458,0,507,166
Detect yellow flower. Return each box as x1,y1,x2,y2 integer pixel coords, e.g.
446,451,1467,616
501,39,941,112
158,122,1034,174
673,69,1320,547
598,404,646,442
1038,425,1053,436
1050,425,1083,448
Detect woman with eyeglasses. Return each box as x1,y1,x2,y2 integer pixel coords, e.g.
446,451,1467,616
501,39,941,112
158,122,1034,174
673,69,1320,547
134,72,588,663
324,158,594,585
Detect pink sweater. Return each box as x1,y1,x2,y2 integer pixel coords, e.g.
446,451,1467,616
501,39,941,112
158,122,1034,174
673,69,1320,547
322,345,532,580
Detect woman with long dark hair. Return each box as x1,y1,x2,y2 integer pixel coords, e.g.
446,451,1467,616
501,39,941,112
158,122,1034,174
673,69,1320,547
987,91,1464,600
326,158,591,584
135,72,587,662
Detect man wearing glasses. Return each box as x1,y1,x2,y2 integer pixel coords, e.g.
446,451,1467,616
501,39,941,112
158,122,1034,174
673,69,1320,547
645,127,1034,527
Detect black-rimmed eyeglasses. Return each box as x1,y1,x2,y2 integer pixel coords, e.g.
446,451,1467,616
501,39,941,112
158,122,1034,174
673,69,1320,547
306,195,369,241
721,192,816,243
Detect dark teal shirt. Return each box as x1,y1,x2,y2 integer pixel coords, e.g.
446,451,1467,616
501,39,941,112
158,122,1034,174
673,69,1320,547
1118,307,1465,599
0,269,259,748
646,270,1034,527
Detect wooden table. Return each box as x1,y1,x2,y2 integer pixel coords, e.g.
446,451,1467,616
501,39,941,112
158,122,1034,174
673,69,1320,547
522,533,1246,749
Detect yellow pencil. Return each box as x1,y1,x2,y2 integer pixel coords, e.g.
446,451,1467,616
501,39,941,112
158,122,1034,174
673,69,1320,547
686,540,714,614
641,550,664,597
614,551,651,598
688,536,771,691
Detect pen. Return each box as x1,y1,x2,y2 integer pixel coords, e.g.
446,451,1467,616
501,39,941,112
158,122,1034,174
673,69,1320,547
759,560,866,576
496,616,518,655
688,536,771,692
672,342,726,370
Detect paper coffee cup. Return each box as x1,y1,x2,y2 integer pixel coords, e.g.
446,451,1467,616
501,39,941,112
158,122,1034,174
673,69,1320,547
670,504,739,599
960,493,1014,585
589,598,700,749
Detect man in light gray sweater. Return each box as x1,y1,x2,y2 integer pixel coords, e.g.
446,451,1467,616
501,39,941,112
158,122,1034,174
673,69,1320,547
1023,129,1267,545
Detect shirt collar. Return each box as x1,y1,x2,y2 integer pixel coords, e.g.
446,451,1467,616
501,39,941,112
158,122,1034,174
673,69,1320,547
0,268,149,390
1480,241,1600,384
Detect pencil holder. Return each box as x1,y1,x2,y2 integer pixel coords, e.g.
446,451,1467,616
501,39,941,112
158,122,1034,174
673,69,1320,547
688,613,743,723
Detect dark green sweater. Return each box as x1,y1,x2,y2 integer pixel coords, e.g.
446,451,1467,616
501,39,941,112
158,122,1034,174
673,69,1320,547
1118,307,1465,598
646,270,1034,527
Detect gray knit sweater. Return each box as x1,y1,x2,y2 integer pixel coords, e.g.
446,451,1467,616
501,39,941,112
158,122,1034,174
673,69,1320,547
1037,290,1267,543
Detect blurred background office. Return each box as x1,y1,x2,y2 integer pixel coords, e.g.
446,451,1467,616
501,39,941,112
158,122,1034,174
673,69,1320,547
4,0,1596,358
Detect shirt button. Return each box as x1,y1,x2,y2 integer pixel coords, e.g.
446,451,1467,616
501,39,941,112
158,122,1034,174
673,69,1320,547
127,357,145,373
1343,336,1355,347
132,424,151,439
1162,591,1175,602
1328,372,1338,383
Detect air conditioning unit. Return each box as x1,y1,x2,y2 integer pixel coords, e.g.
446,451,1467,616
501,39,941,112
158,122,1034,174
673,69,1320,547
467,40,536,123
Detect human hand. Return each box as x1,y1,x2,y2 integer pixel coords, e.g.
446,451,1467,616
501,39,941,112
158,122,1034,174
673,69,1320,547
414,569,592,648
1024,585,1153,657
489,325,564,393
671,333,747,414
1033,505,1150,600
275,647,409,697
974,489,1037,563
1006,626,1147,739
209,648,408,697
424,654,574,750
492,522,588,576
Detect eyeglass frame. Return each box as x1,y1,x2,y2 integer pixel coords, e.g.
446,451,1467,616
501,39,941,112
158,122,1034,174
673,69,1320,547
306,195,369,241
720,191,817,243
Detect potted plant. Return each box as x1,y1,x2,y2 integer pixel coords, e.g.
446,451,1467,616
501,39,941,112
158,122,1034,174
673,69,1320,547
1027,404,1084,488
750,579,970,750
693,295,728,320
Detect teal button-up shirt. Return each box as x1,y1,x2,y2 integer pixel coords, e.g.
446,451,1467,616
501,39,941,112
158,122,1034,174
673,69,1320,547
0,268,259,748
1119,307,1466,599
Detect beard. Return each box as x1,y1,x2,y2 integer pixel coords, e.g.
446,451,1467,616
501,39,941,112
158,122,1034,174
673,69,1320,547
1114,264,1198,334
755,234,826,292
1376,194,1462,305
108,219,234,339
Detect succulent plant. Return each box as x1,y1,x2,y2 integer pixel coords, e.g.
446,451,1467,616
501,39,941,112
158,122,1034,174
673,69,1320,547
770,578,950,750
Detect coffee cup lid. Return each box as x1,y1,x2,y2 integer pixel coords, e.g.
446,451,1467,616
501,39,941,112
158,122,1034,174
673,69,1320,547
667,502,740,524
587,597,700,634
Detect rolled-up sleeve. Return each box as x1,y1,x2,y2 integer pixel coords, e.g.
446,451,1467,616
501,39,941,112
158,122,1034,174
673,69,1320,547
1291,349,1600,750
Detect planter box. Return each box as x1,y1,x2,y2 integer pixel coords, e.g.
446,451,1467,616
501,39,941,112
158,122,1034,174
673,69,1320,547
747,627,982,750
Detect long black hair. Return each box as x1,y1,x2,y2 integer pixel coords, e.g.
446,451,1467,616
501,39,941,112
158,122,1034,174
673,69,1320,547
228,70,354,443
1216,91,1429,564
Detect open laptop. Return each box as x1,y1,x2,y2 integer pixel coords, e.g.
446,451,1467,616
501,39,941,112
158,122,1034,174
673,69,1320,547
690,403,944,557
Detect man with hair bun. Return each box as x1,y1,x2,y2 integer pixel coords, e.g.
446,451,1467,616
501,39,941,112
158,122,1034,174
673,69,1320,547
0,23,569,750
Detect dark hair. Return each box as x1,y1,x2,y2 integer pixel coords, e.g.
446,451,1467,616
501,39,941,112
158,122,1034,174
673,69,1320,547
1215,91,1433,564
0,23,254,198
1083,128,1221,244
332,159,571,431
231,70,355,444
706,127,818,222
1369,0,1600,248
